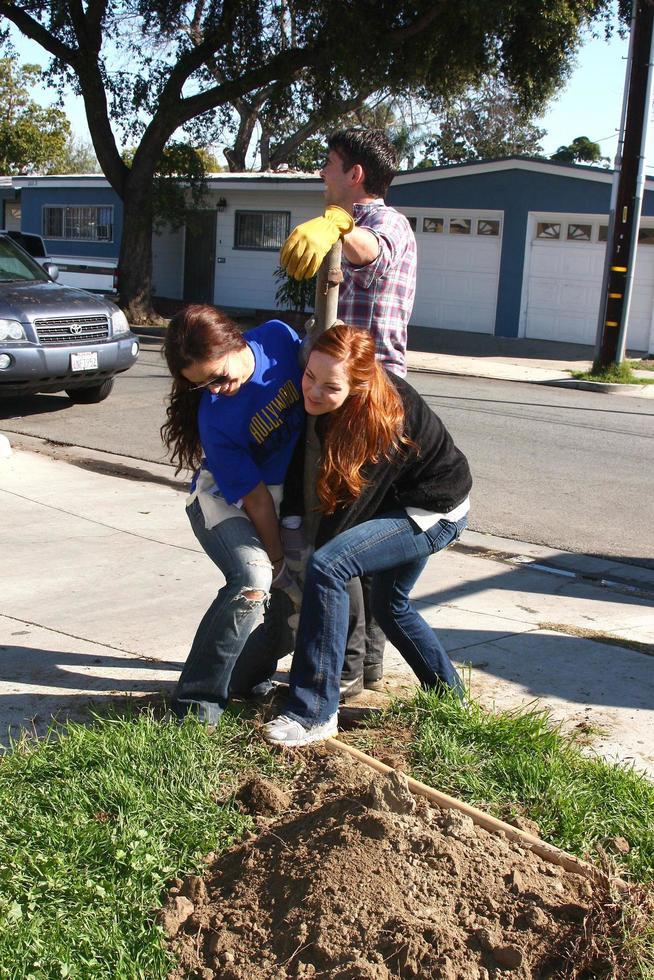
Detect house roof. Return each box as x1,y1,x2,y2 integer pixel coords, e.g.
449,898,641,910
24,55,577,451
393,155,654,187
10,170,323,191
7,156,654,191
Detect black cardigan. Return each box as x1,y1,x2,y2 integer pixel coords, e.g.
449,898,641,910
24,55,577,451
282,374,472,549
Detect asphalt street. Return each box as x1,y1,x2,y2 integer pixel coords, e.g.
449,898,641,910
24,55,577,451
1,338,653,564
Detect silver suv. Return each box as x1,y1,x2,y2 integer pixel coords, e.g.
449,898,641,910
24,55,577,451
0,232,138,403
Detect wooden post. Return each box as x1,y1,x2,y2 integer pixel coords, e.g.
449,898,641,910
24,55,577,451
326,737,616,885
306,241,343,346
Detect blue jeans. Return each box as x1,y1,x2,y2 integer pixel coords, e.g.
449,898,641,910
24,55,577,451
284,511,467,726
172,498,292,724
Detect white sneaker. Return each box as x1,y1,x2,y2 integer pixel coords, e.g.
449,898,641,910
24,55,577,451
262,713,338,748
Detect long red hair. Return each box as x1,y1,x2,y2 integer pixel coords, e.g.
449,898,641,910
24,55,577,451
310,325,415,514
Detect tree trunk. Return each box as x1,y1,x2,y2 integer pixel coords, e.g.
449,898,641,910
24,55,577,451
117,175,157,323
260,128,270,170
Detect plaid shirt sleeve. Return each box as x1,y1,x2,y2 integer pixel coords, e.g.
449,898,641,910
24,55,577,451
338,202,417,376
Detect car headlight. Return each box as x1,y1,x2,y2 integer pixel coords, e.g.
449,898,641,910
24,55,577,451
111,309,130,337
0,319,26,342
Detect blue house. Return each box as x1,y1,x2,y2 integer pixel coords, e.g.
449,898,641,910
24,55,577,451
10,175,122,292
391,158,654,352
5,158,654,352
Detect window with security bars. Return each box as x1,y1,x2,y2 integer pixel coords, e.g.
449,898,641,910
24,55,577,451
43,205,114,242
234,210,290,250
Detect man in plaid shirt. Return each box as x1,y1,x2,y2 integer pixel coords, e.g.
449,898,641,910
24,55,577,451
280,128,417,696
282,128,417,376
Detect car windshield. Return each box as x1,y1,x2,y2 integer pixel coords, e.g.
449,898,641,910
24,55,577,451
0,236,49,283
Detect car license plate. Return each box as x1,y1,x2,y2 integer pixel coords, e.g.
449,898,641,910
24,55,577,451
71,352,98,371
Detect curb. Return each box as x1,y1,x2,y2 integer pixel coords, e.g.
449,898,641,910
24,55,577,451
405,358,654,396
545,378,654,397
133,327,166,341
404,360,570,387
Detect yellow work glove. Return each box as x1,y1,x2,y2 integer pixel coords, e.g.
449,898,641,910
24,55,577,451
280,205,354,280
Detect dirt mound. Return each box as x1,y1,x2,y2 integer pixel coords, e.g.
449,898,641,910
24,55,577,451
163,749,602,979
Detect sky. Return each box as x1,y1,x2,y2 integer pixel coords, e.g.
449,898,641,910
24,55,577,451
535,24,651,167
8,19,654,172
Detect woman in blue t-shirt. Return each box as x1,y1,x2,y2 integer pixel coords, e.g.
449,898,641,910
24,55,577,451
162,304,304,724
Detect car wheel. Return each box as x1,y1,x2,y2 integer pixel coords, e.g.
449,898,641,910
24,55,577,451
65,378,115,404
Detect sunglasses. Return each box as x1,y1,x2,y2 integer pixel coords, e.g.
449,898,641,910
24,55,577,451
187,372,231,391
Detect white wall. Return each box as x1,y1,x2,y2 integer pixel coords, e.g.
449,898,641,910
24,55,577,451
211,189,323,310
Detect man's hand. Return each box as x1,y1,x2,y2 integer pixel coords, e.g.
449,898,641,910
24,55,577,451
280,206,354,280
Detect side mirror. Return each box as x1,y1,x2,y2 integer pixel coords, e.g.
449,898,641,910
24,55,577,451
43,262,59,281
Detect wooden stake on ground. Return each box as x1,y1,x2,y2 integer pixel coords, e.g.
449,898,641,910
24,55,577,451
326,737,609,885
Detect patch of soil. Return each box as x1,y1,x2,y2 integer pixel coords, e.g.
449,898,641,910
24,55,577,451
162,749,623,979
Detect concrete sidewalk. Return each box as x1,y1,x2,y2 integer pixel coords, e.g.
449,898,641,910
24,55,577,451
406,325,653,394
1,438,653,777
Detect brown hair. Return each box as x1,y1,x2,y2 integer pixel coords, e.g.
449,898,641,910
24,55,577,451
161,304,246,474
328,128,398,198
310,325,415,514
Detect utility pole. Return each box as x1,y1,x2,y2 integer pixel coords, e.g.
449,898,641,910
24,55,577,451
594,0,654,369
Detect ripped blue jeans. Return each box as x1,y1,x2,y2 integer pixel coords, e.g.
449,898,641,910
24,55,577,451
172,497,291,724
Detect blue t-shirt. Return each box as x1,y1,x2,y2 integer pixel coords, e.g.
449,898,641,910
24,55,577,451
196,320,303,504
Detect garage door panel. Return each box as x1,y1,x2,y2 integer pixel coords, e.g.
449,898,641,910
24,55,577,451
529,249,564,276
434,272,495,302
453,308,496,330
410,213,502,334
438,244,497,274
524,221,654,348
528,278,558,305
555,314,598,344
412,299,495,333
416,240,498,264
529,247,603,278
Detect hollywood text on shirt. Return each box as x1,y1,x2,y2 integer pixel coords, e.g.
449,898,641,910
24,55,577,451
249,379,300,445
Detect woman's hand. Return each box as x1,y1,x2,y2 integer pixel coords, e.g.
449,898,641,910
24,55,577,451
281,522,311,575
271,558,303,610
242,482,285,564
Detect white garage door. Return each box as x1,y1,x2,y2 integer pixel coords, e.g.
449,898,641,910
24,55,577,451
399,210,502,333
523,214,654,350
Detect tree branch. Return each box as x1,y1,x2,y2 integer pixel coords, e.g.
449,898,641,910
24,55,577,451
67,0,90,49
225,89,272,170
268,91,374,167
188,0,207,44
386,4,445,45
85,0,109,52
177,47,309,121
0,3,75,64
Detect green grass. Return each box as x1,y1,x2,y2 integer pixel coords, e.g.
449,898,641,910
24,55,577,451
573,361,654,385
2,696,654,977
364,690,654,884
0,709,288,980
627,358,654,372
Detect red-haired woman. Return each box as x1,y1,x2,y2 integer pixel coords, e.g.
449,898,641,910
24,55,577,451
162,305,304,724
264,324,472,747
